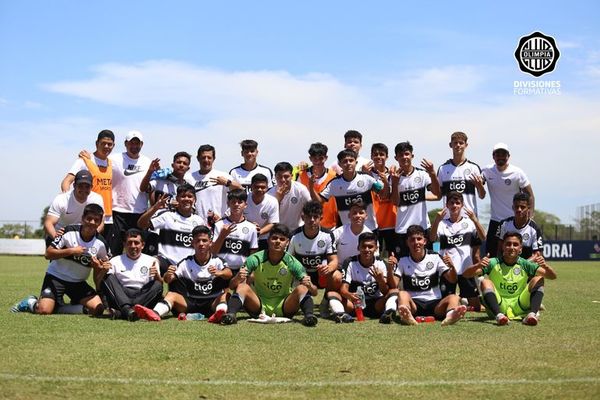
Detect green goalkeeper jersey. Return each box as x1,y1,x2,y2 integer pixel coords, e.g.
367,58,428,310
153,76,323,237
482,257,539,299
245,251,306,300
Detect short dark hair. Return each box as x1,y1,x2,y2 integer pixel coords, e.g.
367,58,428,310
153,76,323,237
513,192,530,205
97,129,115,142
83,203,104,218
446,191,464,204
302,200,323,216
270,223,290,239
227,188,248,202
274,162,293,174
124,228,144,242
192,225,212,239
358,231,378,246
176,183,196,198
337,149,358,162
240,139,258,151
344,130,363,142
394,141,413,155
251,173,269,185
371,143,388,156
173,151,191,163
308,142,328,157
349,200,367,212
503,231,523,243
450,131,468,142
406,224,426,239
197,144,215,158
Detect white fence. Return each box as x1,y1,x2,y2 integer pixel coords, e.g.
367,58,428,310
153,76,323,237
0,239,46,255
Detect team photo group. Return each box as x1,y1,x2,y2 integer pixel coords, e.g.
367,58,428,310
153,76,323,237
11,128,557,327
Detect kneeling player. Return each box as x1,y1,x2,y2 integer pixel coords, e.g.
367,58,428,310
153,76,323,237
134,225,232,322
221,224,318,326
11,204,108,316
388,225,467,326
326,232,394,323
463,232,556,326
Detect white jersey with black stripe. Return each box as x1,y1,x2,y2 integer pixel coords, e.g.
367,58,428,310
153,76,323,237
288,227,336,273
394,252,448,301
212,218,258,271
437,159,482,216
394,168,432,233
150,210,205,264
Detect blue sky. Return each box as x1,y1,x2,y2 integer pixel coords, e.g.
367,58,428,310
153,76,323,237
1,1,599,225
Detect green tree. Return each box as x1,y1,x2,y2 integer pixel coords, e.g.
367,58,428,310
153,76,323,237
577,211,600,240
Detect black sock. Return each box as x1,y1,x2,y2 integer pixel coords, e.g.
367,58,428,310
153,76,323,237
530,286,544,314
227,294,243,315
300,294,314,316
483,291,501,315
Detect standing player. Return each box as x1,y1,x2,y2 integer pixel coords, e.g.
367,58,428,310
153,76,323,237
12,204,108,316
229,139,274,191
313,149,387,231
268,162,311,231
297,142,338,230
244,174,279,250
370,143,397,254
430,191,486,310
388,225,467,326
211,189,259,274
463,232,556,325
137,184,205,275
221,224,318,326
140,151,193,205
97,228,163,321
482,142,535,255
135,225,232,322
389,141,441,257
496,192,543,260
330,130,371,175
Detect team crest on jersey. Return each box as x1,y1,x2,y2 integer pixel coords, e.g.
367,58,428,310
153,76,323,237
464,168,472,176
89,247,98,256
461,221,469,229
415,177,422,184
242,226,250,234
357,180,365,188
426,261,434,270
261,212,269,220
278,267,288,276
291,196,298,204
513,267,521,276
317,240,325,248
504,179,512,185
140,266,149,275
523,233,530,241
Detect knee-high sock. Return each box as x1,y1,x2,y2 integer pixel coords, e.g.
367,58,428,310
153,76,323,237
530,286,544,314
482,289,501,316
300,293,314,316
227,293,244,315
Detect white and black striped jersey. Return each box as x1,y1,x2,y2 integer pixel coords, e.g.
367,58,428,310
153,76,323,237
244,193,279,241
229,164,275,192
342,256,387,300
150,210,205,265
108,253,158,290
496,217,543,259
437,217,482,275
46,225,108,282
212,218,258,271
288,227,336,273
394,252,449,301
437,159,482,216
174,254,229,300
394,168,432,233
320,172,383,230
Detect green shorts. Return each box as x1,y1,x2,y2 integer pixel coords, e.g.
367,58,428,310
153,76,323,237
260,296,288,317
482,286,531,319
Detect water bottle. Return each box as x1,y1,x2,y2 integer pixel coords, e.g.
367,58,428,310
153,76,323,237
151,167,173,180
355,286,366,322
415,316,436,323
318,260,328,288
178,312,205,321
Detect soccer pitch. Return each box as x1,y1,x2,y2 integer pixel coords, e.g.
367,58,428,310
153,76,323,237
1,256,599,399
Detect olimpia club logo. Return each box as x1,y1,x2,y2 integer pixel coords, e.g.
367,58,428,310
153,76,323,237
515,31,560,77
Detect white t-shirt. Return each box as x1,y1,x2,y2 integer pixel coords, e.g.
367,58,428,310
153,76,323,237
108,253,158,290
437,159,482,216
394,168,432,233
332,224,373,268
267,181,311,231
394,253,449,301
212,218,258,271
46,225,109,282
186,169,233,219
288,227,336,273
482,164,530,222
229,164,274,191
437,218,482,275
47,190,104,231
243,194,279,240
110,152,152,214
342,256,387,300
150,210,205,264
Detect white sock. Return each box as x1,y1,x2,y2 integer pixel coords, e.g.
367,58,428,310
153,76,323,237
329,298,345,314
385,295,398,312
216,303,227,313
28,298,38,313
56,304,84,314
154,300,171,317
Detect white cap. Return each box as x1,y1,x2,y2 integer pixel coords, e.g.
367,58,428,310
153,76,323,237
125,130,143,142
492,142,509,153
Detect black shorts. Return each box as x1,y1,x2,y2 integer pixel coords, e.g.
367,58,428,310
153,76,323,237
457,275,479,298
156,255,174,276
168,279,221,315
306,270,327,289
377,229,396,254
485,220,501,258
413,298,441,317
362,298,382,319
40,273,96,307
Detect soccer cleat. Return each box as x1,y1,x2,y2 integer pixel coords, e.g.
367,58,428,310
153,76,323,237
220,313,237,325
522,312,539,326
10,295,37,313
208,309,226,324
379,309,396,324
124,306,139,322
398,305,418,326
134,304,160,321
496,313,509,326
302,314,318,327
108,308,121,320
441,305,467,326
333,312,355,323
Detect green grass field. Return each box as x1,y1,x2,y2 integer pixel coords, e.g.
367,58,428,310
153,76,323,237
1,255,599,399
